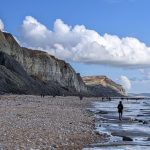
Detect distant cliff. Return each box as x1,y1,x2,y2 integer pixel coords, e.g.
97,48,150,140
83,76,126,96
0,30,126,96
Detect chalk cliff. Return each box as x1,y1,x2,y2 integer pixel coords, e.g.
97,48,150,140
0,30,126,96
0,30,87,95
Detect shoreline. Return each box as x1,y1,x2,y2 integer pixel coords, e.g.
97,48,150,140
0,95,107,150
87,99,150,149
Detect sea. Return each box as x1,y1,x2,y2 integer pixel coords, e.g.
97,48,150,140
83,98,150,150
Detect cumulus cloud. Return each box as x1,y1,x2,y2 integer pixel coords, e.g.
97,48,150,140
120,75,131,91
0,19,4,31
19,16,150,67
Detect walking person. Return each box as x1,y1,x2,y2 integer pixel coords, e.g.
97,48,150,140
117,101,123,120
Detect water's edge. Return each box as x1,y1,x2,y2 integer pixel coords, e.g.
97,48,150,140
83,99,150,150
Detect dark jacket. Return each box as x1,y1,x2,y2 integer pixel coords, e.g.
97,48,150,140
118,103,123,112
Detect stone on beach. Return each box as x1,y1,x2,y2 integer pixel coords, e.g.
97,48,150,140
122,136,133,141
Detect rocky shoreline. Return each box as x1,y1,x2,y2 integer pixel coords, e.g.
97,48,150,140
0,95,107,150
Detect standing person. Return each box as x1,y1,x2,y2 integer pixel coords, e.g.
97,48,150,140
79,95,83,100
117,101,123,120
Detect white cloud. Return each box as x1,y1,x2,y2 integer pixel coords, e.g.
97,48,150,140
0,19,4,31
120,75,131,91
19,16,150,67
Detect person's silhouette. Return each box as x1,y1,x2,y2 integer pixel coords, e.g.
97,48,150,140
117,101,123,120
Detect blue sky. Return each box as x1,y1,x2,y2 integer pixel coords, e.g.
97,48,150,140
1,0,150,93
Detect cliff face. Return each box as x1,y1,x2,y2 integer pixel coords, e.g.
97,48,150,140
0,30,87,95
83,76,126,96
0,30,126,96
21,47,86,92
0,51,74,95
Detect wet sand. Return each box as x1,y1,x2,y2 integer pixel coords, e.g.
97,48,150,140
0,95,106,150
